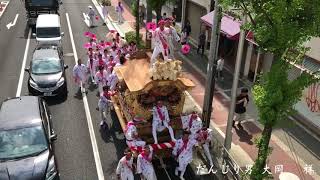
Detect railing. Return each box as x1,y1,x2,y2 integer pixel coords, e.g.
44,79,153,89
208,125,251,180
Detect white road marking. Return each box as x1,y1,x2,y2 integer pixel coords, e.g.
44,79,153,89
16,29,31,97
83,12,90,27
6,14,19,29
65,13,105,180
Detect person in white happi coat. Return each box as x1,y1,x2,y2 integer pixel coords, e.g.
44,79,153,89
72,59,87,94
180,112,203,138
125,116,146,149
172,131,198,180
115,1,124,23
113,55,126,69
98,86,113,125
110,46,118,58
96,54,107,69
107,72,118,91
115,33,127,48
196,127,213,167
95,66,109,95
106,55,116,68
116,149,134,180
87,54,98,84
87,47,97,59
165,18,180,59
114,49,122,64
87,6,96,27
137,146,157,180
102,4,109,26
102,49,109,61
150,20,170,67
152,101,176,144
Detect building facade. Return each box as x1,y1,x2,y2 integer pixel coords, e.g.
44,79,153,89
292,38,320,132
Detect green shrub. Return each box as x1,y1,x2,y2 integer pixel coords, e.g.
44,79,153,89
99,0,111,6
125,31,146,49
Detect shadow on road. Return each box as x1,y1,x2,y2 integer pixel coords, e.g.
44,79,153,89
99,110,127,175
234,125,254,145
21,23,36,39
101,110,127,157
43,94,68,105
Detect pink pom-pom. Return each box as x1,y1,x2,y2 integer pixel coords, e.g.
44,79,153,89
95,16,99,20
105,42,112,46
146,22,157,31
84,31,92,37
90,33,97,40
83,42,92,49
181,44,191,54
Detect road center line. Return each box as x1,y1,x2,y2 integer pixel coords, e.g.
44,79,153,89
16,29,31,97
65,13,105,180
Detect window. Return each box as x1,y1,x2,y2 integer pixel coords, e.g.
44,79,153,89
36,27,60,38
31,58,62,75
0,126,48,160
30,0,54,7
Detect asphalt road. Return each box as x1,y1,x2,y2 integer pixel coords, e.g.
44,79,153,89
0,0,245,179
0,1,191,180
0,0,124,179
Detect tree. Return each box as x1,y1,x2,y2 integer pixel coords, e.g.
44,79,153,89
131,0,142,47
147,0,175,22
224,0,320,179
135,0,140,46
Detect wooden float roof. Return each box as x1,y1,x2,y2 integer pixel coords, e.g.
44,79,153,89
115,58,195,93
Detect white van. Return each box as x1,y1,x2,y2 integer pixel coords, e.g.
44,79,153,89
34,14,64,44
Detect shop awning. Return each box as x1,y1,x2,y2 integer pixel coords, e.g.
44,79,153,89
201,11,241,39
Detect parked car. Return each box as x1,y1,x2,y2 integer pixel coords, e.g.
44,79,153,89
33,14,64,45
26,44,68,97
24,0,60,26
0,96,59,180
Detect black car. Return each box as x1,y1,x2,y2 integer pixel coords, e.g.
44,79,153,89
26,44,68,97
0,96,59,180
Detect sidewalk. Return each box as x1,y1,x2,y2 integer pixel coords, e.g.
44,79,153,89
105,1,319,179
103,0,146,39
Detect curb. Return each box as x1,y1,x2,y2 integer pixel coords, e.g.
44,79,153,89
91,0,127,37
91,0,122,36
178,51,231,101
0,1,10,19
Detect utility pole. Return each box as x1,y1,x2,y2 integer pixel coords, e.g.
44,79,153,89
224,14,247,150
202,0,221,128
136,0,140,46
181,0,187,28
146,0,152,22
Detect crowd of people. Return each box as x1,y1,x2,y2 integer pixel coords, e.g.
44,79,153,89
72,30,137,125
72,13,215,179
119,101,214,180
